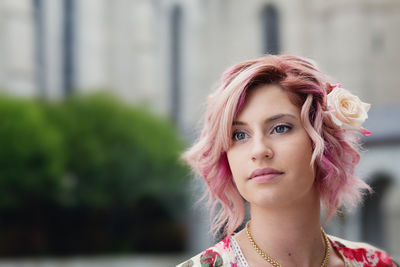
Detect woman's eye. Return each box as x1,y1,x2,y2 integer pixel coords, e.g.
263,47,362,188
232,131,247,141
272,125,292,134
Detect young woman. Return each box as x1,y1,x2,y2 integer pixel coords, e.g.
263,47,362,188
177,55,398,267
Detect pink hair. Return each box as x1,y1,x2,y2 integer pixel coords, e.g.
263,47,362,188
182,55,370,238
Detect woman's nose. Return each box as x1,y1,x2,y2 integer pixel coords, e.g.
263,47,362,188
251,136,273,161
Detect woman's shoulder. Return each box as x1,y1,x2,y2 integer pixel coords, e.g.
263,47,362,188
328,234,399,266
176,237,237,267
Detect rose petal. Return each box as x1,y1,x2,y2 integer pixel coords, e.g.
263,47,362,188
363,102,371,112
330,113,344,127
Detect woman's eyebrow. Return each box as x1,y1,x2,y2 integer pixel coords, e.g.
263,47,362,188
232,113,297,126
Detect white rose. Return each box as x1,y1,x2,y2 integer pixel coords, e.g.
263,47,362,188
327,85,371,133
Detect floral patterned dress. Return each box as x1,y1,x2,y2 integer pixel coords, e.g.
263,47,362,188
176,234,399,267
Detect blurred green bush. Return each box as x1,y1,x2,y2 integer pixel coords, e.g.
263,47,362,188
0,92,189,255
0,95,65,209
43,93,188,209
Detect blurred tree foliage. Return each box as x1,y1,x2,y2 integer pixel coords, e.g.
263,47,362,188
43,93,188,209
0,92,189,255
0,95,65,209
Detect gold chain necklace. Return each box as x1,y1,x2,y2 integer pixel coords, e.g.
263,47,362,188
245,221,330,267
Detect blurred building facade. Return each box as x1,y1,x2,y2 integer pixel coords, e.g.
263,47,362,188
0,0,399,260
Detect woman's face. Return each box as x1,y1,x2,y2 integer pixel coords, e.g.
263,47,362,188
226,84,317,208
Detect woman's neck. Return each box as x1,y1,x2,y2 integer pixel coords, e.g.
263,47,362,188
240,188,327,267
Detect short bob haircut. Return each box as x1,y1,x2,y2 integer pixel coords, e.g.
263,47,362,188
183,55,370,238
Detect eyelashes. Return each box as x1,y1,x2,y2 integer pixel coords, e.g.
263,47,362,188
232,124,293,141
232,131,248,141
272,124,292,134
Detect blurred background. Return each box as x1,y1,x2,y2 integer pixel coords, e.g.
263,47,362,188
0,0,399,266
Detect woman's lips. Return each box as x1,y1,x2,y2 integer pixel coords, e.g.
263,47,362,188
249,167,284,183
250,173,282,183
